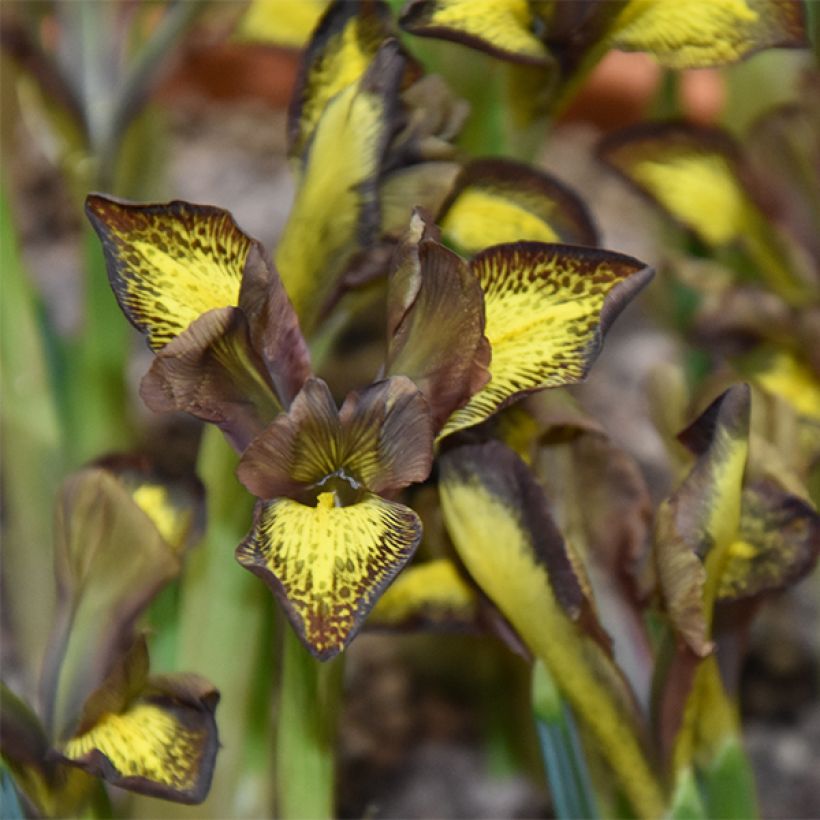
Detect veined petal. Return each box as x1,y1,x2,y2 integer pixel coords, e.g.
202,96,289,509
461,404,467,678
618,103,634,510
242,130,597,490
440,242,653,438
400,0,552,65
386,217,490,429
237,376,434,499
655,385,751,656
237,377,340,500
287,0,394,156
368,558,479,629
439,441,663,819
59,639,219,804
236,0,329,49
598,124,752,247
717,479,820,602
276,40,405,330
338,376,434,493
438,158,599,256
236,493,422,659
85,196,254,350
610,0,807,69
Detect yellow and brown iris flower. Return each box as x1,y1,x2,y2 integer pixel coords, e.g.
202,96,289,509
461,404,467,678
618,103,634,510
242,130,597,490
85,185,654,660
1,461,218,813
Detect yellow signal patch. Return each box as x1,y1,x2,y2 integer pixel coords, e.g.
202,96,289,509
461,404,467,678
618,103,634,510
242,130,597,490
85,197,252,350
611,0,805,69
62,702,208,796
440,244,650,438
237,493,422,659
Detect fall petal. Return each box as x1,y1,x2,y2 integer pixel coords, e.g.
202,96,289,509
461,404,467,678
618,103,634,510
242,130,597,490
85,195,255,350
400,0,552,65
440,242,653,438
609,0,807,69
236,494,422,659
368,558,479,629
59,640,219,805
438,158,599,255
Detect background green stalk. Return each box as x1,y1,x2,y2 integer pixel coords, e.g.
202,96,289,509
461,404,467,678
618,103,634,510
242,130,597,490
275,628,343,820
532,661,600,820
132,427,268,818
0,184,63,689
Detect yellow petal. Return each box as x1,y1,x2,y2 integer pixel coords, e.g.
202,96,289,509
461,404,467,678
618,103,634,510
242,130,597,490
440,243,652,438
611,0,807,68
288,1,393,155
599,126,750,247
85,196,253,350
237,493,422,659
61,681,218,804
276,42,403,331
440,442,664,819
439,158,599,255
368,558,478,628
400,0,551,65
237,0,329,49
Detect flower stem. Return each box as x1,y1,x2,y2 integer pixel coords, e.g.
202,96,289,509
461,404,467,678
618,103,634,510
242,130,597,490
275,628,343,820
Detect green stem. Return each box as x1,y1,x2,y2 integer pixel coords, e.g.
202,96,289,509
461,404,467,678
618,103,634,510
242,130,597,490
63,224,132,467
131,427,266,818
0,183,63,688
532,662,600,820
275,628,343,820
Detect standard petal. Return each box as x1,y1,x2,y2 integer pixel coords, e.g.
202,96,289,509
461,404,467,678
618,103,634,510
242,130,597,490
140,307,283,452
400,0,552,65
440,242,653,438
276,40,405,330
338,375,435,493
438,158,599,255
287,0,394,156
236,377,340,500
59,640,219,805
655,385,751,656
236,493,422,659
85,195,255,350
368,558,479,630
386,227,490,429
609,0,807,69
